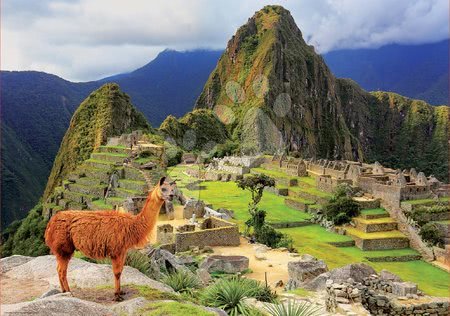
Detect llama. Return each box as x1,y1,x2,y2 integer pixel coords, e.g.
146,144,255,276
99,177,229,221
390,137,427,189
45,176,176,301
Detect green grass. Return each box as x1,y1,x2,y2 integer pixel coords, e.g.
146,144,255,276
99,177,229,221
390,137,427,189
435,220,450,224
91,199,113,209
93,152,128,157
401,197,450,205
289,185,332,198
139,301,215,316
99,145,128,149
345,227,406,239
289,288,314,297
354,217,396,224
361,208,388,215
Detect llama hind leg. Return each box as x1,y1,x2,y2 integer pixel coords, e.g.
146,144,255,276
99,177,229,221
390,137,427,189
111,253,126,301
56,254,72,292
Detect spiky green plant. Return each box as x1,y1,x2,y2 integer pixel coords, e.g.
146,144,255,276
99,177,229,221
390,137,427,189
201,276,276,316
163,269,200,293
264,300,322,316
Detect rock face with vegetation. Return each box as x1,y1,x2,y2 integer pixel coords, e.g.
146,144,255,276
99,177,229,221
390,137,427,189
195,5,449,181
159,109,228,151
43,83,150,200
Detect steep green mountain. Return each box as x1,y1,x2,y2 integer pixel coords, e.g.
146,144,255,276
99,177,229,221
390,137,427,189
160,109,229,151
195,5,449,181
43,83,150,200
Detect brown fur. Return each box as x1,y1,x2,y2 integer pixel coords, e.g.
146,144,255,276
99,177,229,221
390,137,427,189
45,177,176,301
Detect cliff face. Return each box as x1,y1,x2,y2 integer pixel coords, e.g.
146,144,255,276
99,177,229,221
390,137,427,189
196,5,449,180
43,83,150,200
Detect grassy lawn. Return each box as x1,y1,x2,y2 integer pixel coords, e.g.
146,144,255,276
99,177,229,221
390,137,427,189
91,199,113,209
354,217,396,224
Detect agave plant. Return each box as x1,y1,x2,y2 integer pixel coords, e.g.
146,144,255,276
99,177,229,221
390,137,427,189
264,300,322,316
163,269,200,293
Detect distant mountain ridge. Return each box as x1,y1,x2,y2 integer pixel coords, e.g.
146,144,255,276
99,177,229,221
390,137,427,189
323,39,449,106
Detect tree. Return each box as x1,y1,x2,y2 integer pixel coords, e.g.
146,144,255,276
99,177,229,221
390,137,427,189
236,174,293,249
323,185,361,225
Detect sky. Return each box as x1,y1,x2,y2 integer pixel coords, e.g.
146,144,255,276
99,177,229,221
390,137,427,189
2,0,448,82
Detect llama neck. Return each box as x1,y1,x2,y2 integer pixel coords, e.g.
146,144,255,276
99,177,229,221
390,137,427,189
138,189,164,224
132,188,164,247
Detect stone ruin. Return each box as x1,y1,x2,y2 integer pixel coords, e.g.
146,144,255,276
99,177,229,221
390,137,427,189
270,154,447,207
186,155,265,182
156,216,240,253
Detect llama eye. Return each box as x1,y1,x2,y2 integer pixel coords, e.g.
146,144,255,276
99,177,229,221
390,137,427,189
162,188,167,192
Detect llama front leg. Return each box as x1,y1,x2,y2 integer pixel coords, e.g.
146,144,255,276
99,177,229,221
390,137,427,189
111,253,126,301
56,255,71,293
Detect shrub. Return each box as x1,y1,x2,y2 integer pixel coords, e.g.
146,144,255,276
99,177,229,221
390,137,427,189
201,276,276,315
163,269,200,293
1,203,49,257
419,223,444,247
264,300,322,316
208,139,239,159
323,195,361,225
408,205,449,226
165,142,183,167
255,224,284,248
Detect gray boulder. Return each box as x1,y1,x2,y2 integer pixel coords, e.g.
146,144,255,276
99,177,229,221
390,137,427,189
111,297,149,315
0,255,33,273
183,199,205,218
144,247,192,276
1,294,117,316
380,269,402,282
4,255,173,293
286,258,328,290
217,208,235,219
328,263,376,283
200,255,249,274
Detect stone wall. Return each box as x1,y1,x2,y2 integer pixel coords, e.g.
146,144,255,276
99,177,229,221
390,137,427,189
316,175,352,193
157,224,174,244
175,217,240,252
326,277,450,316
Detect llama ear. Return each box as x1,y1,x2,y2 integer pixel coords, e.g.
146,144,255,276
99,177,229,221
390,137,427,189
159,177,166,186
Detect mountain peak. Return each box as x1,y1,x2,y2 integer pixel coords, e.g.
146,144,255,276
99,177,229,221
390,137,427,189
43,83,150,200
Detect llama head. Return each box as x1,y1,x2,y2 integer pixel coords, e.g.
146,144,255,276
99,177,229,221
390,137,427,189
157,176,177,201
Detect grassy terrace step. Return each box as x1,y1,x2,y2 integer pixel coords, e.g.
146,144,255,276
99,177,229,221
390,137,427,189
106,196,126,205
63,190,96,204
78,166,111,182
115,187,144,198
401,197,450,205
118,179,147,192
85,158,116,169
91,152,128,163
76,177,103,187
123,166,146,181
345,227,409,250
354,217,398,233
252,167,316,187
285,196,315,211
360,208,390,219
67,183,106,198
97,145,132,154
91,199,114,210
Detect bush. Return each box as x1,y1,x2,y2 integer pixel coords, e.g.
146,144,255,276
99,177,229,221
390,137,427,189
264,300,322,316
201,276,276,315
163,269,200,293
255,224,284,248
419,223,444,247
1,203,49,257
165,142,183,167
408,205,449,226
208,139,239,159
323,195,361,225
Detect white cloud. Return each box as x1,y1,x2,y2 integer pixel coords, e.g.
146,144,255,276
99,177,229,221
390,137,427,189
2,0,448,81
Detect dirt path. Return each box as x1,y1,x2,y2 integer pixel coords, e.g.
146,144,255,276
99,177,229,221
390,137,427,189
211,237,300,288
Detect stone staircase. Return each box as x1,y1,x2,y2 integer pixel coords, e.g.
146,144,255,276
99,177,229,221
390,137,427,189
345,209,411,251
